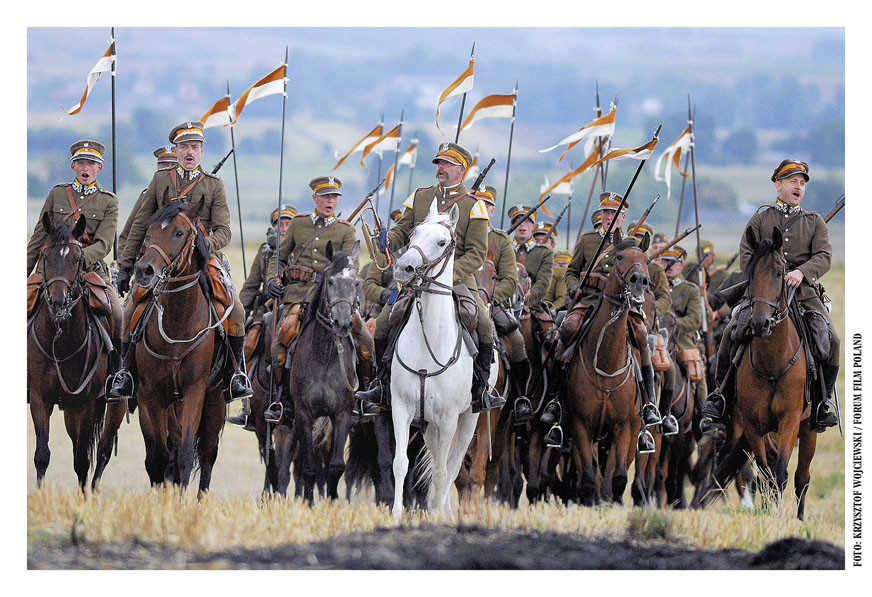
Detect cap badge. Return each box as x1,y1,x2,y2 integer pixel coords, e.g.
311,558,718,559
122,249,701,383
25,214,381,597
83,142,89,147
440,143,449,152
328,176,335,185
187,122,192,128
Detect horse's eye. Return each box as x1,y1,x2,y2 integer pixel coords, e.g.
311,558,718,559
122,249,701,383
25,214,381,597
438,240,447,247
175,230,184,238
616,254,624,261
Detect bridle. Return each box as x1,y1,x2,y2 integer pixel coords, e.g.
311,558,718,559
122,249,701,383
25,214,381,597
401,221,457,297
311,262,361,392
145,210,201,295
39,238,85,322
601,253,647,312
748,251,790,336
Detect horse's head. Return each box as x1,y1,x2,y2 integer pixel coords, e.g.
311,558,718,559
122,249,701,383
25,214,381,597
744,225,787,337
474,258,496,302
659,310,679,351
320,240,361,337
393,203,458,285
605,240,650,307
135,198,209,290
512,262,532,315
40,212,87,320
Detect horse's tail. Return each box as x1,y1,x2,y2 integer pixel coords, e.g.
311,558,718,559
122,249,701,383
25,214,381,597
411,432,433,492
706,433,752,502
345,420,378,492
313,416,333,449
88,398,107,472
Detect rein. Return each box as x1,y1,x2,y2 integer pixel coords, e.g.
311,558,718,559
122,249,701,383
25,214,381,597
310,265,360,393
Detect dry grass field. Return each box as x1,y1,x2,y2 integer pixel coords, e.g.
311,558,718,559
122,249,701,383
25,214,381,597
26,247,847,564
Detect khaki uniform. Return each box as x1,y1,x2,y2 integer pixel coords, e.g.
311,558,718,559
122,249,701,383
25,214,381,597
377,183,492,343
361,252,394,319
668,277,702,351
514,238,553,313
26,181,122,333
267,213,357,304
648,260,673,317
489,229,518,305
738,203,838,365
117,187,148,258
565,229,622,307
119,166,243,340
545,264,568,311
239,242,273,316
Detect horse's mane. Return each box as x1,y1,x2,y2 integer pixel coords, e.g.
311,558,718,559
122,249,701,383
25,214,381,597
745,236,776,280
614,239,637,252
301,249,351,327
150,200,210,268
47,220,73,247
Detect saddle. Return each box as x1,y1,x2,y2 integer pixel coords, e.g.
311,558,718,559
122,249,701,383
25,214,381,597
26,271,112,319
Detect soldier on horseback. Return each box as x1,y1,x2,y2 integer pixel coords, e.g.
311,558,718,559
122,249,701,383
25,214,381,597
264,176,374,422
701,159,840,433
509,205,554,317
27,139,122,377
628,220,672,318
539,192,667,451
110,121,253,403
477,186,533,422
118,146,177,257
356,142,506,416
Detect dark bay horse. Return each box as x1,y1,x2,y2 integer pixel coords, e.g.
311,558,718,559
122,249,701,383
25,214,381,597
563,241,650,505
132,200,226,497
28,214,110,492
284,241,361,503
701,227,816,519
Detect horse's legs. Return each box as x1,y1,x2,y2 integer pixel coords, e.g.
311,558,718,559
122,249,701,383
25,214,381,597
610,422,632,504
631,451,649,507
424,415,457,519
569,419,597,507
770,409,802,511
294,408,317,505
92,401,126,493
373,413,396,506
139,402,169,487
794,418,818,520
274,427,295,495
524,426,546,503
327,410,351,501
391,405,414,523
446,410,480,513
196,390,225,500
484,405,513,500
64,402,93,494
30,396,53,488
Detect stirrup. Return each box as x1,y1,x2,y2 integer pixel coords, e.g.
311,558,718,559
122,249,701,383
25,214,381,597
641,403,662,427
544,424,563,449
813,404,839,432
637,429,656,454
660,414,679,436
513,396,533,425
539,399,562,426
108,370,134,402
229,372,253,402
264,401,283,424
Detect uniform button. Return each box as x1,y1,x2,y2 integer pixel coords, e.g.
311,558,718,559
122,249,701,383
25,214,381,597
785,228,789,232
78,208,82,212
313,248,318,252
315,237,319,240
313,260,318,264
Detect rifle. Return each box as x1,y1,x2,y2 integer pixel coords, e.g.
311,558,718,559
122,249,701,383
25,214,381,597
649,224,701,260
469,158,497,195
628,194,660,237
506,195,553,236
823,194,845,223
547,198,572,240
348,178,387,222
211,148,234,175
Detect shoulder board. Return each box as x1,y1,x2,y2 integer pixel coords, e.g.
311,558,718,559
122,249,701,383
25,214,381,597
469,198,489,220
202,171,220,180
402,189,421,210
158,165,175,172
491,228,509,239
338,219,352,227
755,204,776,214
52,182,71,189
295,212,311,218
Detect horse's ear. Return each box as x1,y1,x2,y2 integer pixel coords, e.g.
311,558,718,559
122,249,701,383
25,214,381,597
447,204,460,230
41,211,54,236
613,227,623,245
637,233,650,253
189,196,206,219
325,240,334,261
744,225,758,251
771,226,783,250
72,214,87,240
428,198,439,218
350,240,360,268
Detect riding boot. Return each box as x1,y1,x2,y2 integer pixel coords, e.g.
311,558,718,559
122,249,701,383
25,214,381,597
227,335,254,402
814,362,840,432
108,340,134,402
227,404,256,431
539,360,567,426
637,428,656,454
509,358,533,423
659,367,679,435
640,361,662,428
471,342,506,413
354,336,390,416
700,339,734,432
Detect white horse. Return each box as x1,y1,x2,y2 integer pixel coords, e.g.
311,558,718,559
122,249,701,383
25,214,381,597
389,203,480,523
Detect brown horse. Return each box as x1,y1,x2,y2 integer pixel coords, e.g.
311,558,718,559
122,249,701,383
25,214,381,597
563,240,650,505
701,226,816,519
131,200,226,496
27,214,110,492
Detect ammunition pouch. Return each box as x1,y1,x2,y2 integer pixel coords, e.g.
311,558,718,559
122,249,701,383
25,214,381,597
559,304,588,342
493,303,519,335
453,284,479,332
679,347,705,382
277,303,301,348
285,264,314,282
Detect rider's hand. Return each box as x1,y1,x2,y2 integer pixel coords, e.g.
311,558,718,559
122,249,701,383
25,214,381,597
567,282,580,299
266,278,285,299
379,288,392,304
785,269,804,288
378,228,388,251
115,267,132,295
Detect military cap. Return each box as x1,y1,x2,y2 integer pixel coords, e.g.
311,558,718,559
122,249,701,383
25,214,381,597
701,239,715,255
472,184,497,206
652,231,668,244
389,208,404,223
628,220,652,239
591,209,602,228
170,121,205,144
661,245,687,262
432,142,472,170
69,140,105,164
153,145,177,164
533,221,556,237
599,191,628,212
554,250,572,265
771,158,809,183
271,203,299,226
309,176,343,197
508,204,536,224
